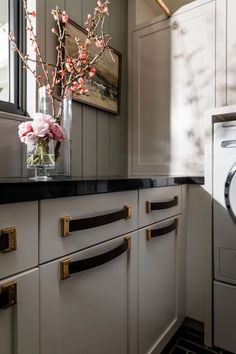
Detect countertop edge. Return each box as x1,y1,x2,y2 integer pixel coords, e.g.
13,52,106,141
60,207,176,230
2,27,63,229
0,176,204,204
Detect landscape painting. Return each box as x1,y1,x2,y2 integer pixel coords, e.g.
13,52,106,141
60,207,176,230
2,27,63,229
65,20,121,115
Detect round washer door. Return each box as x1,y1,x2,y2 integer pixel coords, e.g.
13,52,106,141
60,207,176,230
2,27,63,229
225,164,236,223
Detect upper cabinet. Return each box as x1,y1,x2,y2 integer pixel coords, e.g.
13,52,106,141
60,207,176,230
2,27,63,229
129,0,236,177
129,0,216,176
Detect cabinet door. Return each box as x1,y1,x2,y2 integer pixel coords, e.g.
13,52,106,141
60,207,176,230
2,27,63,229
40,233,138,354
138,216,185,353
0,202,38,279
130,1,215,176
0,268,39,354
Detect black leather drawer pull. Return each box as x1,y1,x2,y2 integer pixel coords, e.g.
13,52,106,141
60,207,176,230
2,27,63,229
0,228,17,253
0,282,17,310
60,237,131,280
146,196,178,213
61,205,132,237
146,219,178,241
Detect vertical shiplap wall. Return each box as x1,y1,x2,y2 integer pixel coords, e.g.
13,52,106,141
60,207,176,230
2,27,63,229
45,0,128,177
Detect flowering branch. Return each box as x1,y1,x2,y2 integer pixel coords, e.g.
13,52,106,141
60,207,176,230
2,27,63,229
2,0,112,117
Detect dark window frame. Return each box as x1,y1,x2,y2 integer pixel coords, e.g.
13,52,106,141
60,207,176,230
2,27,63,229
0,0,26,115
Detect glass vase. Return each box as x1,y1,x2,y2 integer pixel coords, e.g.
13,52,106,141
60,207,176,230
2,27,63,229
38,86,72,177
55,94,72,177
27,138,55,181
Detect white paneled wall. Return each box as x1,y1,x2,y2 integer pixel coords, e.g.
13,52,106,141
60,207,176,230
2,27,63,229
42,0,128,177
0,0,128,178
0,114,23,177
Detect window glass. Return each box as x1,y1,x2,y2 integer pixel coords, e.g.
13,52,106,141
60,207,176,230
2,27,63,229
0,0,9,102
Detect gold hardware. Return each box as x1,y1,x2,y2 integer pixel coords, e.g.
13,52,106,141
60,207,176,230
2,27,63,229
60,258,71,280
146,201,152,213
125,236,132,251
1,281,17,309
155,0,172,17
1,227,17,252
146,229,152,241
125,205,132,219
61,216,72,237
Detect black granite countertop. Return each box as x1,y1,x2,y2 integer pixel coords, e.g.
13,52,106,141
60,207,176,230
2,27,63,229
0,176,204,204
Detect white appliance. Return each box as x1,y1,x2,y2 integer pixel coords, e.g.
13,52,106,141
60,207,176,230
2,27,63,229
213,120,236,353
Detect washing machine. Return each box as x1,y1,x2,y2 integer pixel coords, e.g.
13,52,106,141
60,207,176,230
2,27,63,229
213,120,236,353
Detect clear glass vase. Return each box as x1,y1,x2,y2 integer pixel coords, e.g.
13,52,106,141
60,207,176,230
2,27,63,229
27,138,55,181
38,86,72,177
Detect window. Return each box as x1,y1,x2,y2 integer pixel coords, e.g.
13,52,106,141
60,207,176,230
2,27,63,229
0,0,25,115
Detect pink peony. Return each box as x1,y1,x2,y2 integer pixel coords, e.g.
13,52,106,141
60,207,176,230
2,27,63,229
50,123,65,141
32,120,50,137
21,132,38,144
18,121,33,138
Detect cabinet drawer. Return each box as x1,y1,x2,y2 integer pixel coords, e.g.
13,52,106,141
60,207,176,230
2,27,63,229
0,202,38,279
40,233,137,354
39,191,138,263
138,186,181,227
0,268,39,354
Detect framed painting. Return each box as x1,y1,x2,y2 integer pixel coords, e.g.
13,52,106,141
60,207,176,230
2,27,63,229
65,20,121,115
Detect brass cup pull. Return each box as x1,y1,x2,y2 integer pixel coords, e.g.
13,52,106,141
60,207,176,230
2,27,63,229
0,281,17,310
0,227,17,253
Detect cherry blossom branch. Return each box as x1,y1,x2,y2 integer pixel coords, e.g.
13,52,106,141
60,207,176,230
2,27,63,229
4,0,112,115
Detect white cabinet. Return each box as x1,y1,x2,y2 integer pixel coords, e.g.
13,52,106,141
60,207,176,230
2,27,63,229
0,202,38,279
0,268,39,354
39,233,138,354
129,0,215,176
138,189,186,353
0,186,187,354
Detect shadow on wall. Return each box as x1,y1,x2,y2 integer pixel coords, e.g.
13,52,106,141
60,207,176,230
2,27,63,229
169,8,215,175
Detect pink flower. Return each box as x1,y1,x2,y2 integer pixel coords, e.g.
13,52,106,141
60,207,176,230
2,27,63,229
32,113,55,126
31,11,36,17
51,28,57,34
30,113,55,137
18,121,33,138
97,0,102,7
62,11,69,23
21,132,38,144
54,14,60,21
89,67,96,77
50,123,65,141
95,38,105,48
32,120,50,137
103,6,109,14
80,52,87,61
65,58,73,73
